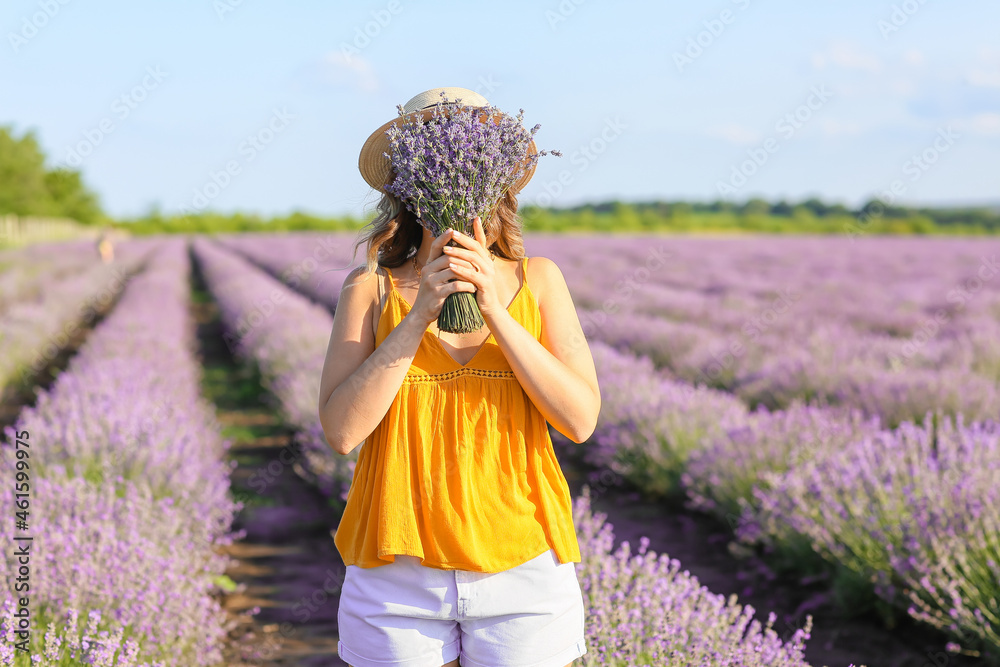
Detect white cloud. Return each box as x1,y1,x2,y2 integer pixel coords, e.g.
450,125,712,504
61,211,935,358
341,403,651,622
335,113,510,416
705,123,761,145
321,52,378,93
967,69,1000,88
963,112,1000,137
968,48,1000,87
811,41,883,73
902,49,924,66
888,78,916,95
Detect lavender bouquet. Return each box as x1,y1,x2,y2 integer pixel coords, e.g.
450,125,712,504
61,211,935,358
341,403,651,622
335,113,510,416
383,92,559,333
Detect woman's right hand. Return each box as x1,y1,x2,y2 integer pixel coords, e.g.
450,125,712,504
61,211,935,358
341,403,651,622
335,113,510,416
408,229,477,327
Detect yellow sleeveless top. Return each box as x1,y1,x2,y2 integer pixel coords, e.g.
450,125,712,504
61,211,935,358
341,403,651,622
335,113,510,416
333,256,582,573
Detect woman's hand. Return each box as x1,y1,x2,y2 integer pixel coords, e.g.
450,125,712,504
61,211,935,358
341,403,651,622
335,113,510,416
440,217,504,320
408,228,477,327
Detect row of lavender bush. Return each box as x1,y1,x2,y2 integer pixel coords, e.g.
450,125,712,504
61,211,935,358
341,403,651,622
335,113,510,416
0,239,240,666
0,239,104,314
739,416,1000,661
193,236,827,664
0,240,153,395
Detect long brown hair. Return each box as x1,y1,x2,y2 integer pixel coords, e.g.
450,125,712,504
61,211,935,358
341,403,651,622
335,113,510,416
349,188,527,284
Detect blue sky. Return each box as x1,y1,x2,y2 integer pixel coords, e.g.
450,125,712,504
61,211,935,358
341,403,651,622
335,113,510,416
2,0,998,219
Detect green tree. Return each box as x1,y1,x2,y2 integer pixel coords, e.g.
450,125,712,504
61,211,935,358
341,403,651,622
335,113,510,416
0,125,104,222
0,126,51,215
771,199,793,216
740,198,771,216
43,168,103,223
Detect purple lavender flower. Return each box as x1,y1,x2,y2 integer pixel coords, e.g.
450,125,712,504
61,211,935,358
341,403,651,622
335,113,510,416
382,92,559,332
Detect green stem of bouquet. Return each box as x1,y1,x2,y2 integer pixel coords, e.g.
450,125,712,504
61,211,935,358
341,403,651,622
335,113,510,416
439,284,485,333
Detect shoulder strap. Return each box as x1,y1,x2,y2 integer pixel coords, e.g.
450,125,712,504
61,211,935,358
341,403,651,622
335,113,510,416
374,265,391,344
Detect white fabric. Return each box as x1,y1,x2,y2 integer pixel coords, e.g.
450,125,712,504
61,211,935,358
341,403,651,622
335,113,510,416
338,548,588,667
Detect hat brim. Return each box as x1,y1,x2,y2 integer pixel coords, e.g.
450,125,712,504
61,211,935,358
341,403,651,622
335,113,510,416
358,108,538,196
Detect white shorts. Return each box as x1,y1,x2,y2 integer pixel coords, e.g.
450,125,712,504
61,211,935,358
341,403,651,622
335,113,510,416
337,548,588,667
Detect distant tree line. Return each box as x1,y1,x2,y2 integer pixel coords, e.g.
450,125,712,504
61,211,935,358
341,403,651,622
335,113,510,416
2,125,998,235
115,199,999,236
515,199,999,235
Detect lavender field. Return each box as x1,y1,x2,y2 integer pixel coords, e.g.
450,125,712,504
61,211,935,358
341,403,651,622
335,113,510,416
1,231,998,666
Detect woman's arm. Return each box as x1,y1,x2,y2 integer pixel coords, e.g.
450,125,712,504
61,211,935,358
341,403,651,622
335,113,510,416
317,266,428,455
318,230,473,455
483,256,601,444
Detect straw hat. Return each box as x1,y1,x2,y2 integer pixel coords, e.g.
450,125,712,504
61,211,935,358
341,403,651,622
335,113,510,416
357,86,538,194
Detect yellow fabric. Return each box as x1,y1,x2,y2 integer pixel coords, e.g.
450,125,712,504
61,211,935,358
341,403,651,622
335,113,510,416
334,256,582,573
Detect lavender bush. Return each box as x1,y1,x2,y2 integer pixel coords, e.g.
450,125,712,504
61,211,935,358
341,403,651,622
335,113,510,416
383,92,558,333
572,486,827,666
0,245,149,394
0,239,100,314
530,234,1000,426
741,414,1000,661
682,400,884,525
218,233,1000,427
0,600,146,666
0,472,229,666
8,241,235,530
557,341,748,500
215,231,357,311
0,239,239,665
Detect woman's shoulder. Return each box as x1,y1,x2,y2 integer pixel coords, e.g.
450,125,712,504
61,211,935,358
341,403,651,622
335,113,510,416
342,262,394,286
339,263,392,310
342,264,377,290
524,255,567,306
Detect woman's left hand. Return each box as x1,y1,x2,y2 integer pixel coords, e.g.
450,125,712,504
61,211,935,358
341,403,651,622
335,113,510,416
441,216,504,320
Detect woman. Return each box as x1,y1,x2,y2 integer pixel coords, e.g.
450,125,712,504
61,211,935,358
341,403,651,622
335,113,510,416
318,87,600,667
96,228,114,263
